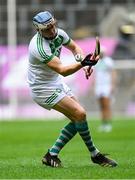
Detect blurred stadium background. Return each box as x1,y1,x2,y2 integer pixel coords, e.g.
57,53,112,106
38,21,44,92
0,0,135,120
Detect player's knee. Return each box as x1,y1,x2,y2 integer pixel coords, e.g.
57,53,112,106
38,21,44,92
74,108,86,121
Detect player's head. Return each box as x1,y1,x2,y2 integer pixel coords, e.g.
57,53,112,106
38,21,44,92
33,11,57,39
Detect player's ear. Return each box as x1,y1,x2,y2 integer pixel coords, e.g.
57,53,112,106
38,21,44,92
54,19,57,26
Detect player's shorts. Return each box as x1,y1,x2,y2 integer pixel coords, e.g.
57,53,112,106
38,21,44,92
30,82,74,110
95,85,111,98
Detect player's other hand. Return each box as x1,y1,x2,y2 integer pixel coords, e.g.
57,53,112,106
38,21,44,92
83,66,93,80
81,53,100,67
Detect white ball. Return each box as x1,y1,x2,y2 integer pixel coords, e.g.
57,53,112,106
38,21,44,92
75,54,82,62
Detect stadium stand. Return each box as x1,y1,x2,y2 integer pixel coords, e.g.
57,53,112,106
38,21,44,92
0,0,135,44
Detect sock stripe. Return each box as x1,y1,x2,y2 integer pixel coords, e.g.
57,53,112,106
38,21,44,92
51,145,60,151
62,128,74,137
59,136,68,143
61,129,72,138
85,140,93,146
56,139,63,143
55,141,65,148
60,133,70,140
65,123,77,133
79,130,89,136
51,148,59,153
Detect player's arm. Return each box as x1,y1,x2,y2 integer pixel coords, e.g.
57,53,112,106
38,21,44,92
65,39,85,61
47,54,99,77
46,37,100,76
47,56,82,77
65,39,94,78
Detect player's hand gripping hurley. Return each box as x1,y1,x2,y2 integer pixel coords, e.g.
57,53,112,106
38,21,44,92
82,37,100,79
81,36,100,67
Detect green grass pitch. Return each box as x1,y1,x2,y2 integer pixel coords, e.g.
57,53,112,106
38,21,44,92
0,118,135,179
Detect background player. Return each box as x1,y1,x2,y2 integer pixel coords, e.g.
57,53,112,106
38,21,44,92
94,46,117,132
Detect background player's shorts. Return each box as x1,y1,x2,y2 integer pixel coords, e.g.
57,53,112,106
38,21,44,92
95,85,111,98
30,82,74,110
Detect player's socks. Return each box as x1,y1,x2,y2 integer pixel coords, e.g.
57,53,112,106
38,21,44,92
49,122,77,156
75,121,99,156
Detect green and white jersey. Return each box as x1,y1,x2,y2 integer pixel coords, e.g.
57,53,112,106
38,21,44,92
28,28,71,89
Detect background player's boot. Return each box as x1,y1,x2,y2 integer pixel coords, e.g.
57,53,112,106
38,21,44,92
42,151,62,167
91,152,118,167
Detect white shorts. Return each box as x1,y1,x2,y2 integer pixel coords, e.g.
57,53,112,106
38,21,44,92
30,82,74,110
95,85,111,98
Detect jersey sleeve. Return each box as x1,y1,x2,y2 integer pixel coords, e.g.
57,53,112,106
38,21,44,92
36,33,54,63
59,29,71,45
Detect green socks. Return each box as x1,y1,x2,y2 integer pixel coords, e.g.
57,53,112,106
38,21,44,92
75,121,99,156
49,122,77,156
49,120,99,157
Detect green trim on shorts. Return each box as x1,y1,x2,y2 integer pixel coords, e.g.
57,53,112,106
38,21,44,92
37,34,54,63
45,93,58,105
45,88,62,105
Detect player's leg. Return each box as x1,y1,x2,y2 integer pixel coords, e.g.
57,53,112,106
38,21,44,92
99,96,112,132
53,96,117,167
49,121,77,155
99,96,111,120
48,96,78,157
53,96,98,153
42,96,78,167
45,96,77,157
42,121,77,167
42,96,98,167
43,96,117,167
42,120,77,167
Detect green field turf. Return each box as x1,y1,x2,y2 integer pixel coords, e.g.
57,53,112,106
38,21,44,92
0,118,135,179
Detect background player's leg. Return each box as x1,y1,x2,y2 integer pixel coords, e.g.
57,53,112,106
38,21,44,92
99,97,112,132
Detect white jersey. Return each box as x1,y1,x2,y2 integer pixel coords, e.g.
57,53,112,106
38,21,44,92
28,28,71,89
27,28,73,110
94,56,114,97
